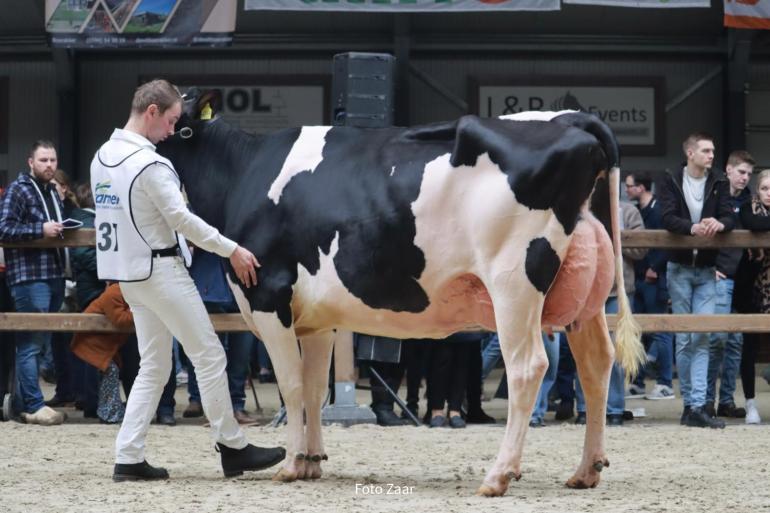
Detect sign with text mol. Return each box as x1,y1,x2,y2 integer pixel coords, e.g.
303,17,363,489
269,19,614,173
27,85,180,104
245,0,559,11
471,77,665,155
45,0,237,48
166,76,330,135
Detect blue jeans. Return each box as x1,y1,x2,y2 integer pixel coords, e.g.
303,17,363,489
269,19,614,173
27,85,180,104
10,279,64,413
531,332,560,422
480,333,501,381
633,278,674,388
667,262,716,408
575,296,626,416
707,277,742,406
186,303,255,411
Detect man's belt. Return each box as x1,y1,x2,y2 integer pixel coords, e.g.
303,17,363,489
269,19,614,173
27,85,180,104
151,245,180,258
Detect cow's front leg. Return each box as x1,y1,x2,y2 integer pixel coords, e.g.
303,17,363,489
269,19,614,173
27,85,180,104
565,311,614,489
478,297,548,497
298,331,335,480
249,312,307,482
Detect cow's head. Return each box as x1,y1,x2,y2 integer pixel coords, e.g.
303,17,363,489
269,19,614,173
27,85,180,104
157,88,224,184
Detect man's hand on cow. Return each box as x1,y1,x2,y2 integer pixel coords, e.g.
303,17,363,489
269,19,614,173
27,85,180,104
230,245,260,288
43,221,64,238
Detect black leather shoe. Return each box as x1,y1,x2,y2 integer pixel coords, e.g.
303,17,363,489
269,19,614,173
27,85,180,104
606,414,624,426
374,409,408,427
217,443,286,478
704,401,716,418
465,409,496,424
680,406,691,425
155,413,176,426
555,400,575,421
717,402,746,418
113,460,169,482
574,412,586,425
686,406,726,429
400,403,419,420
45,395,75,408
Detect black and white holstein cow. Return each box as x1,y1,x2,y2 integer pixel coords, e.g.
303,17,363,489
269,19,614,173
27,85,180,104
158,91,644,497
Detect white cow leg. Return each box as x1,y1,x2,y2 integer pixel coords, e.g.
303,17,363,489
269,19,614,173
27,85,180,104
478,299,548,497
565,312,614,489
250,312,307,482
298,331,335,479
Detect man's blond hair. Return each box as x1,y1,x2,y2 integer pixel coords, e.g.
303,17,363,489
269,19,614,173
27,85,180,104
131,79,182,115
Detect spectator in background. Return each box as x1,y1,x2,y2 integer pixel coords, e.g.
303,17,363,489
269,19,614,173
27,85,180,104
624,171,675,401
706,151,754,419
0,140,67,425
658,132,734,429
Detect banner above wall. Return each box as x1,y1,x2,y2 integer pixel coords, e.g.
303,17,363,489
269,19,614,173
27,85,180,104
45,0,237,48
245,0,710,10
244,0,560,11
724,0,770,29
563,0,708,6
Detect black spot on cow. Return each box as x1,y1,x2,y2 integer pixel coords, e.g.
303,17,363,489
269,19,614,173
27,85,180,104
525,238,561,294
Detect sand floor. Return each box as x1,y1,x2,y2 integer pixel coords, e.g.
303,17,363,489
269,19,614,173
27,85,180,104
2,370,770,513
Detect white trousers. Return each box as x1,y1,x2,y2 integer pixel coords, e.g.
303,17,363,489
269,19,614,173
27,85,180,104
115,256,247,464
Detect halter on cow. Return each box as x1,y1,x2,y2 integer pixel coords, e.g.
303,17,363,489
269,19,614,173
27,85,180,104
158,89,643,497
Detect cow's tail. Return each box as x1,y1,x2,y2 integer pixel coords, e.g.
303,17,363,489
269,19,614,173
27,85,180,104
609,167,645,378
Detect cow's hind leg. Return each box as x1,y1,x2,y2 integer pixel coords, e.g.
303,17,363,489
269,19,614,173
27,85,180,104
478,295,548,497
298,331,335,480
249,312,308,482
565,311,613,489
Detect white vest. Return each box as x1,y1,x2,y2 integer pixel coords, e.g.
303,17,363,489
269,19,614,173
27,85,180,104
91,136,182,282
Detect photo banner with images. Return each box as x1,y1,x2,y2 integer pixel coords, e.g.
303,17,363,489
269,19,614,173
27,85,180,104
563,0,708,6
45,0,237,48
245,0,560,12
725,0,770,29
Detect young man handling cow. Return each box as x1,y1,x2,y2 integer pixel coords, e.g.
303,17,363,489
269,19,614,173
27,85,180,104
91,79,285,481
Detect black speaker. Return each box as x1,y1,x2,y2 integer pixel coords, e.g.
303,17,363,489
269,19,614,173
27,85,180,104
332,52,395,128
355,334,402,364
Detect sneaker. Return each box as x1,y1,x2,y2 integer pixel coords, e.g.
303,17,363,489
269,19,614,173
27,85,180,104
175,370,188,386
625,384,645,399
645,384,675,401
686,406,725,429
21,406,66,426
745,399,761,425
717,402,746,418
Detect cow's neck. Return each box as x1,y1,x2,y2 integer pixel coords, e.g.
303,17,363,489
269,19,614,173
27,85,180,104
181,120,263,235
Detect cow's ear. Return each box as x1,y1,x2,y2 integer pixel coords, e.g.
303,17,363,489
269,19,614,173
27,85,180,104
196,90,222,120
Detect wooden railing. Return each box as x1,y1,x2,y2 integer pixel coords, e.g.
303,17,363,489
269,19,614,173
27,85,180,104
2,229,770,333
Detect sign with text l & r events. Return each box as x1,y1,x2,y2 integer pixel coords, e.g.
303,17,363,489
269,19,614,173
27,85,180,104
45,0,237,48
471,77,665,155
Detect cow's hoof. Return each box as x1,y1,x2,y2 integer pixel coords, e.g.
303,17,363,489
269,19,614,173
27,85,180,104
272,468,300,482
566,473,600,489
303,463,322,480
476,484,506,497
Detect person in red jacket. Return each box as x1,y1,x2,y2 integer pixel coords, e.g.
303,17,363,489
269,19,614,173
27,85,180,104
71,283,133,423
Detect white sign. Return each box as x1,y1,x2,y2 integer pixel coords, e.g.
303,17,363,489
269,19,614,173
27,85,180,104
564,0,708,6
188,85,327,135
245,0,559,11
476,83,661,151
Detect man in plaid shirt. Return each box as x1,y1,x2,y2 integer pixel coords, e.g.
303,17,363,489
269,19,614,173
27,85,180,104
0,140,67,425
